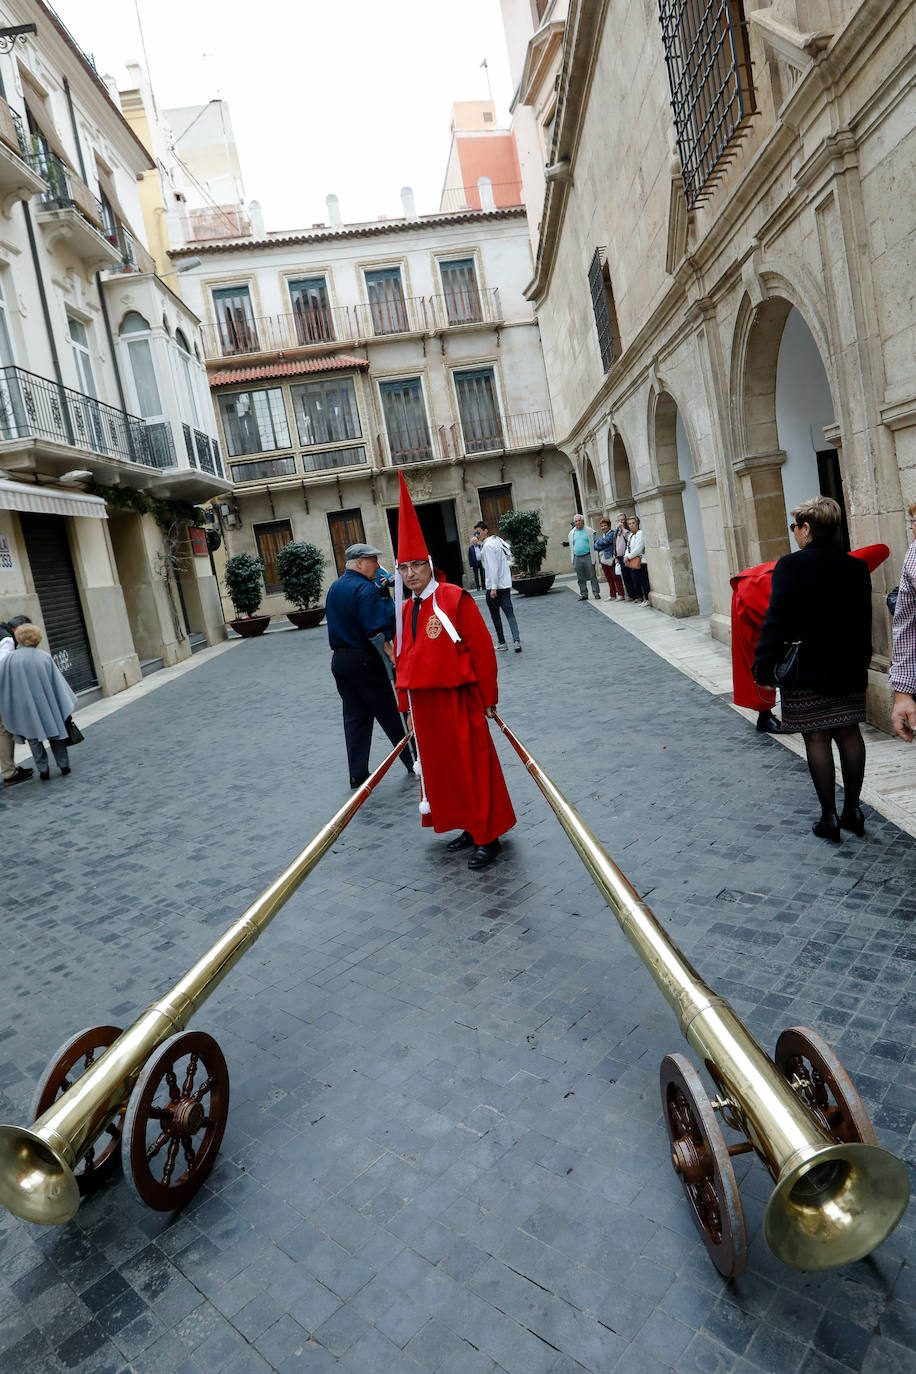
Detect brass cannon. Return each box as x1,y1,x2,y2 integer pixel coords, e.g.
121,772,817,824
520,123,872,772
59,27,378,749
0,737,411,1225
491,714,909,1275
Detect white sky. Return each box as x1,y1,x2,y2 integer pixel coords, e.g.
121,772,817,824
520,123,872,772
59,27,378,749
50,0,516,232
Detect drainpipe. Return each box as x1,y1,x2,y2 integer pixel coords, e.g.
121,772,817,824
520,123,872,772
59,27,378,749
21,201,75,444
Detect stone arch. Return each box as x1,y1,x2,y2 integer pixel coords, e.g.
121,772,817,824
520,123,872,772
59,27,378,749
608,429,634,509
583,453,601,519
646,388,710,616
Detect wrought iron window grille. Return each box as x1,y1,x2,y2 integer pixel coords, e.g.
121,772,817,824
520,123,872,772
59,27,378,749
657,0,756,209
588,249,619,374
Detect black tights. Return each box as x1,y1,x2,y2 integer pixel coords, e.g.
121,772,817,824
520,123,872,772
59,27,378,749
802,725,866,821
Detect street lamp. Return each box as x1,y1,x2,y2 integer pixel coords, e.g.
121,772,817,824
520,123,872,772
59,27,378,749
158,257,202,279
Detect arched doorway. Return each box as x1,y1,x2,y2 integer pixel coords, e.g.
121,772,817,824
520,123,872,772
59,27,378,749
740,297,846,555
652,392,709,615
583,455,601,522
609,431,634,512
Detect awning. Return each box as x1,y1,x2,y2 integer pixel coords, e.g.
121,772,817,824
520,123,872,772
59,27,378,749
0,478,108,520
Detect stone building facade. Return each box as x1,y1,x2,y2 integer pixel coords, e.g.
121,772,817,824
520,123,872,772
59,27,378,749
0,1,229,699
171,207,573,616
501,0,915,726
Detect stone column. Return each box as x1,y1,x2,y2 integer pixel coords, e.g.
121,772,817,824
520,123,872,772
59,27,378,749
68,516,142,695
634,479,699,617
732,451,789,565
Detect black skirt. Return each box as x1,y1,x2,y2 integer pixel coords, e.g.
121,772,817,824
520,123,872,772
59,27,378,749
780,687,866,733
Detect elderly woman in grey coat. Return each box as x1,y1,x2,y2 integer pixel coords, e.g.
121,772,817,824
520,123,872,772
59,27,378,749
0,623,76,778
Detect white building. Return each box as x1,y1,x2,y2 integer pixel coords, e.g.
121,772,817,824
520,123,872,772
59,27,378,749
172,198,573,613
0,1,229,697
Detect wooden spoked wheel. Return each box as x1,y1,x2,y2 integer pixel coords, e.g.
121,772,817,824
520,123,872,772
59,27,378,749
660,1053,748,1278
29,1024,125,1196
122,1030,229,1212
775,1026,877,1145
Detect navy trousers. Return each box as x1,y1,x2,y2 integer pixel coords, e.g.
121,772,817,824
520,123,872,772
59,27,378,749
331,646,409,783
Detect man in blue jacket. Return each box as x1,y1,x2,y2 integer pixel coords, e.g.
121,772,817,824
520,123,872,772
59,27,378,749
325,544,411,787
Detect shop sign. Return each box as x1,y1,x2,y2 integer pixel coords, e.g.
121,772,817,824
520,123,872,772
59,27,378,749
0,534,14,572
189,527,208,557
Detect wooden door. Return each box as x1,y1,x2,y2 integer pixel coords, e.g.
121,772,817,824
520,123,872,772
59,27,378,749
478,484,513,534
254,520,293,593
327,509,366,575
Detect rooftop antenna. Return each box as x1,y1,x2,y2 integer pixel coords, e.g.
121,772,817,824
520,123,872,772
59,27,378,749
480,57,493,106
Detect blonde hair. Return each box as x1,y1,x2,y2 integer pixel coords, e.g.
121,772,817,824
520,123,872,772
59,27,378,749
908,501,916,519
14,624,42,647
790,495,841,540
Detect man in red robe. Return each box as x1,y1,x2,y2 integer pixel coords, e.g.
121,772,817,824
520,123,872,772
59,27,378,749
731,543,890,732
393,473,516,869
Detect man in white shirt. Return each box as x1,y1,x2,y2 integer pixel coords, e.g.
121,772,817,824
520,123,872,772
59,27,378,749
473,520,522,653
0,616,35,787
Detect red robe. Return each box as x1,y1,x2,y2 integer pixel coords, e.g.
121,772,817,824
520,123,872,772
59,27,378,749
730,544,890,709
396,583,516,846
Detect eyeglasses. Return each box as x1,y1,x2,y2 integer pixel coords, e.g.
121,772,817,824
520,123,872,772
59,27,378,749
398,560,429,573
789,523,799,531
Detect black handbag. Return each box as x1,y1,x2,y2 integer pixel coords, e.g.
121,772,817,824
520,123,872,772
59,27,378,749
64,716,84,746
773,641,802,689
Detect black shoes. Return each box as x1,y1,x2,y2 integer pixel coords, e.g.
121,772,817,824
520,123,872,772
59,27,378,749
2,766,33,788
840,805,866,836
756,712,782,734
446,830,474,851
38,772,50,782
349,774,369,788
468,839,501,869
812,814,841,842
60,767,71,776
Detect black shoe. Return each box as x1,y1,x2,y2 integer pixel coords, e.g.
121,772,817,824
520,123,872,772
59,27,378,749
38,772,50,782
2,766,33,788
812,815,841,842
756,712,782,734
446,830,474,851
60,766,71,776
468,839,501,869
839,805,865,836
578,595,587,601
349,774,369,788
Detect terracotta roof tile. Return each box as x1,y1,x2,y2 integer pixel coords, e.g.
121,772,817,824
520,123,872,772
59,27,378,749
209,355,369,388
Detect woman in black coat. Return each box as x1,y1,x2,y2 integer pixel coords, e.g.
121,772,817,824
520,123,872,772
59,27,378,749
753,495,872,842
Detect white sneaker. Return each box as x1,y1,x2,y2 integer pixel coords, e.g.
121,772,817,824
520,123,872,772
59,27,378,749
513,642,522,653
496,643,508,651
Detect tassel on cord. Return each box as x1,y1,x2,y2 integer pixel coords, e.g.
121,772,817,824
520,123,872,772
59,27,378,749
409,691,431,815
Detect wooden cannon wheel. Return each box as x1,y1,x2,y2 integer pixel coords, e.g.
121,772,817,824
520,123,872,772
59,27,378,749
775,1026,877,1145
122,1030,229,1212
660,1053,748,1278
30,1025,125,1196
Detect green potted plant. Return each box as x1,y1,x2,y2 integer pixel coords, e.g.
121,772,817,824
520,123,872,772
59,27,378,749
498,509,555,596
224,553,270,636
276,540,327,628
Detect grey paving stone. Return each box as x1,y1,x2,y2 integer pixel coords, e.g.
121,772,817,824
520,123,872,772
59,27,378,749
2,598,914,1373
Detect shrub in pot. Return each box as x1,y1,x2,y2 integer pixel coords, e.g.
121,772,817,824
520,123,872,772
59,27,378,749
224,553,270,636
276,541,327,628
498,509,555,596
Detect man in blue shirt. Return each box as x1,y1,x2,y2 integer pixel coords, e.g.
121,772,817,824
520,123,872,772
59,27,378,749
570,514,600,600
326,543,411,787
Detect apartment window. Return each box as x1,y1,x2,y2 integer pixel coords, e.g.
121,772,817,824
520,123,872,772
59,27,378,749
212,285,259,355
454,368,503,454
302,445,367,473
291,376,361,447
288,277,333,343
657,0,756,208
478,484,512,533
588,249,620,373
174,329,201,428
231,455,297,483
365,267,407,335
379,378,432,464
218,388,290,456
439,258,482,325
328,509,366,575
0,280,24,439
254,520,293,593
120,312,162,417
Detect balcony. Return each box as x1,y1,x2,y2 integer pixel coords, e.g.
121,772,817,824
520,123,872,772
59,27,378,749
0,102,46,213
201,288,503,362
0,366,227,500
31,146,121,271
433,410,555,462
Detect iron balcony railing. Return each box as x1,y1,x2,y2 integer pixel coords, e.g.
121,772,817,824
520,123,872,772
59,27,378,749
201,288,504,360
29,142,105,230
182,422,224,478
434,410,555,461
0,365,169,469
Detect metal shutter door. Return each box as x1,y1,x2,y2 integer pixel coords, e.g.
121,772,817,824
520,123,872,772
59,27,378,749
19,513,97,693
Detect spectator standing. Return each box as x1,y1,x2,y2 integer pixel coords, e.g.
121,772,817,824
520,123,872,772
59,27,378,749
625,516,651,605
0,624,76,779
570,515,601,601
467,536,484,591
614,515,632,600
753,496,872,842
473,520,522,652
890,504,916,741
0,616,34,788
595,518,625,599
325,543,413,788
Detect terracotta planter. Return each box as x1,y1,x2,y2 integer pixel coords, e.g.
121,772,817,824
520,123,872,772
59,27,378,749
286,607,326,629
230,615,271,637
512,572,556,597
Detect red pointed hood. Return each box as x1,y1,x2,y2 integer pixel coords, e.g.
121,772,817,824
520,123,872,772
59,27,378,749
397,472,429,564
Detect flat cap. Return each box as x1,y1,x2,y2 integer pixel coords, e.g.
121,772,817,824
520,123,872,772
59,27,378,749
346,542,383,560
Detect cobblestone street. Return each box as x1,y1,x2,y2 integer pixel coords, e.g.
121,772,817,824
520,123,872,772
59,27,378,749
1,588,914,1374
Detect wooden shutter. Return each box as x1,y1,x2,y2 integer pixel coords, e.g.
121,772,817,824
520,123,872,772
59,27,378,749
327,509,366,575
